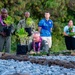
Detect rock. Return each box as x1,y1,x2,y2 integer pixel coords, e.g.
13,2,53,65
8,73,30,75
0,53,75,69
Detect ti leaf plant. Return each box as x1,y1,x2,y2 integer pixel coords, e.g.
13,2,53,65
26,17,34,27
4,15,13,26
16,28,28,45
69,26,75,36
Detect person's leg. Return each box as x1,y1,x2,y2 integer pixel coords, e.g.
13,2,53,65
41,37,51,55
47,37,52,55
71,37,75,50
70,37,75,55
64,36,71,50
41,37,48,45
5,36,11,53
41,37,52,48
0,36,5,52
47,37,52,48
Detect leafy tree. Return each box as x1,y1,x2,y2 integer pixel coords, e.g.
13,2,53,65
0,0,75,53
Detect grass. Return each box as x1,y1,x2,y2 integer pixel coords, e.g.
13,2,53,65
51,35,66,53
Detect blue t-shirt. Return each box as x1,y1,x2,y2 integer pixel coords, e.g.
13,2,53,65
38,18,53,37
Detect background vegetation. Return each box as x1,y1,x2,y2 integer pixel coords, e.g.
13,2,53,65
0,0,75,53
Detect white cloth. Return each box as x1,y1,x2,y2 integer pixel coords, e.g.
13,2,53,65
41,37,52,48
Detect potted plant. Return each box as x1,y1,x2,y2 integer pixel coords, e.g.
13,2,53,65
3,15,13,36
16,28,28,55
4,15,13,26
25,17,34,36
16,28,28,45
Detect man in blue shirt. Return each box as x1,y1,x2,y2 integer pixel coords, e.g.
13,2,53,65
38,12,53,49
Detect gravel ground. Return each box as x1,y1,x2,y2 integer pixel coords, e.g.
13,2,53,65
0,56,75,75
29,56,75,61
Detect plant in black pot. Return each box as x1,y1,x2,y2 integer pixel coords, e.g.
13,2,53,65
25,17,34,36
3,15,13,36
16,28,28,55
16,28,28,45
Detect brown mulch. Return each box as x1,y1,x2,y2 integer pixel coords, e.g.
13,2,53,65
0,52,75,69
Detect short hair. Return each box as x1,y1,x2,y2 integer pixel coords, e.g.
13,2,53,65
1,8,8,13
25,11,30,15
45,12,50,14
32,31,40,36
69,20,73,22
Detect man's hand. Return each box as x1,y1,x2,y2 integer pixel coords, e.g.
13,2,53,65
0,32,6,37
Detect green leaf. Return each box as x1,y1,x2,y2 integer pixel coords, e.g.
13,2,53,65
26,18,33,26
4,16,13,25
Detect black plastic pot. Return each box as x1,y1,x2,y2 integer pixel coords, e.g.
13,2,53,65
16,44,28,55
3,25,12,36
25,27,32,36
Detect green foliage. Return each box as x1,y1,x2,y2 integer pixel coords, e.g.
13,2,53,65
26,18,33,27
45,0,61,8
17,28,25,35
0,0,75,53
51,35,66,53
4,15,13,25
15,28,28,46
16,28,28,38
68,26,75,36
69,32,75,36
69,26,73,32
30,51,48,56
11,35,17,52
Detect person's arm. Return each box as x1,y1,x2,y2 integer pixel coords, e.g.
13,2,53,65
63,26,69,36
63,32,68,36
50,20,53,32
38,19,43,32
38,27,42,32
0,32,6,36
0,23,6,36
50,28,52,32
